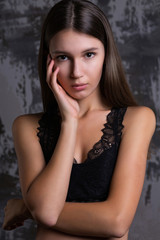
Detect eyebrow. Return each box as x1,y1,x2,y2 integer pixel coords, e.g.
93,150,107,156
51,47,99,55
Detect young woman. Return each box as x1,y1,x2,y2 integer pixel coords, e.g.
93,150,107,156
3,0,156,239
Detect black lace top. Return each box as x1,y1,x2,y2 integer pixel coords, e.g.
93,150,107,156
37,108,127,202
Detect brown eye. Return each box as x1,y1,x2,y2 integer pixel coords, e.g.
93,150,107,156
85,52,95,58
56,55,68,61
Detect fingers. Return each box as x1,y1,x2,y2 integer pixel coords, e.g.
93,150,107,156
2,209,25,231
2,198,25,231
46,57,59,92
3,221,24,231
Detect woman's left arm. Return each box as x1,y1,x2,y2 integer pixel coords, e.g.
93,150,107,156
52,106,156,238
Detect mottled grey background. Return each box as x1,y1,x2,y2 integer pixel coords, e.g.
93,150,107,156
0,0,160,239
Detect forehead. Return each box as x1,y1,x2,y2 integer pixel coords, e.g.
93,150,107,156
49,29,104,53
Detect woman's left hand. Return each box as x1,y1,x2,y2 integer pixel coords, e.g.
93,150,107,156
2,198,31,230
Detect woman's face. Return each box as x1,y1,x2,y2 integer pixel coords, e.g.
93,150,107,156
49,29,105,100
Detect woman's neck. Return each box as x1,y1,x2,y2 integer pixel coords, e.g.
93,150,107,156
77,90,108,118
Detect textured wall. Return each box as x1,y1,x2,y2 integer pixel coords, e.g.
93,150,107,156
0,0,160,239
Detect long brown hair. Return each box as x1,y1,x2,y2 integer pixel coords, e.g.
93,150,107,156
38,0,137,112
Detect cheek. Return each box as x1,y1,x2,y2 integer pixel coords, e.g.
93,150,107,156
89,60,104,78
56,62,70,76
91,55,104,70
57,68,69,86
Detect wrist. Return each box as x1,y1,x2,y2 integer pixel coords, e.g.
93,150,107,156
61,117,78,128
20,199,32,219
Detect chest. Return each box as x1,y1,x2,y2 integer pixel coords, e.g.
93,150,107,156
74,111,111,163
38,107,126,165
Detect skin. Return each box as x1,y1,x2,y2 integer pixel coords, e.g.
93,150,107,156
2,30,156,239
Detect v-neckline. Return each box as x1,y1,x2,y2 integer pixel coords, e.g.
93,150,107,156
73,108,114,165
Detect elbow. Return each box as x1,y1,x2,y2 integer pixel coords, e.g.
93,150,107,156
112,220,129,238
31,206,58,227
26,198,59,227
25,194,60,227
103,214,130,238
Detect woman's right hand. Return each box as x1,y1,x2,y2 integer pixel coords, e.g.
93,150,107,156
46,55,80,121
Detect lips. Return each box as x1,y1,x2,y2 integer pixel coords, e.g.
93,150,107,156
72,83,88,91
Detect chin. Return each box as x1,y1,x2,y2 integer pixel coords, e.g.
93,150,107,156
67,92,88,100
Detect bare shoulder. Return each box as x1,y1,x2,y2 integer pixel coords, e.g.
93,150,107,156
124,106,156,126
123,106,156,135
12,112,43,137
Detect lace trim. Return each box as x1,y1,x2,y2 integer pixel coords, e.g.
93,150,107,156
37,108,127,163
82,108,127,161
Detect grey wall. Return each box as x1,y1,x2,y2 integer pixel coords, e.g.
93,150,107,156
0,0,160,239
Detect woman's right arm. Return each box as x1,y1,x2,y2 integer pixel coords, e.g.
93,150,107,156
13,114,77,227
13,60,79,227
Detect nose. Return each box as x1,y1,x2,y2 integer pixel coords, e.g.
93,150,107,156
70,59,83,79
